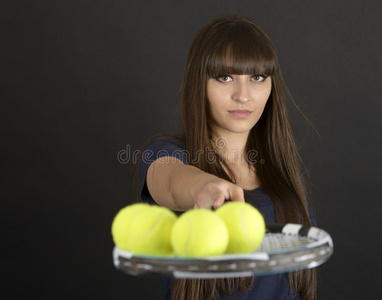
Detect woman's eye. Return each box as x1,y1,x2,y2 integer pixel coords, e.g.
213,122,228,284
251,75,267,82
216,75,233,82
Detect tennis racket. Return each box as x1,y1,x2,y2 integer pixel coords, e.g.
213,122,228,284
113,223,333,279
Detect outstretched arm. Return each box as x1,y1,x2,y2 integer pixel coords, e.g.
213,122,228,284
146,156,245,211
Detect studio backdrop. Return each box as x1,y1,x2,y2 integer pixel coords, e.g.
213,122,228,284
2,1,381,299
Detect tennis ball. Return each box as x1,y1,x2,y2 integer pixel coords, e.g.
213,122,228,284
128,205,177,256
216,202,265,254
171,209,229,257
111,203,150,251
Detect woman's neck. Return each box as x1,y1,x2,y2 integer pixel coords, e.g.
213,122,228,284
212,131,249,165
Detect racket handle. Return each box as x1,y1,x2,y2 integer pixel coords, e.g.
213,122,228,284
266,223,306,235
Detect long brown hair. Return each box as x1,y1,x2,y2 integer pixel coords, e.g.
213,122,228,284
174,16,316,300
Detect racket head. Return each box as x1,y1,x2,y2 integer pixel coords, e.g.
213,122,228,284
113,223,333,279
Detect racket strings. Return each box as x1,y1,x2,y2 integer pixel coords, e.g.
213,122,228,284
258,233,312,253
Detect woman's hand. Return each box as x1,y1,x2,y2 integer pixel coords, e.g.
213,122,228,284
192,176,245,209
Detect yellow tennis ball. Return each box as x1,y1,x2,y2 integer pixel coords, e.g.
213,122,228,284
128,205,177,256
111,203,150,251
216,202,265,254
171,209,229,257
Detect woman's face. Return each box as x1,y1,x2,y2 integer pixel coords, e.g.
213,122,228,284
206,74,272,137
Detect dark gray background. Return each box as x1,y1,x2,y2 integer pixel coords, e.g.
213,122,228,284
2,0,381,299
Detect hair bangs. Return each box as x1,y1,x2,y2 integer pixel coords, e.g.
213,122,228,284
206,25,277,78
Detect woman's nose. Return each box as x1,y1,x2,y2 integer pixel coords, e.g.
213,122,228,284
232,81,250,103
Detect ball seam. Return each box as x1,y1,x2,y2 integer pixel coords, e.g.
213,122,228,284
240,207,255,249
130,211,165,242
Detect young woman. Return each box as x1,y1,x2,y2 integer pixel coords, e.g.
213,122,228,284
137,16,316,300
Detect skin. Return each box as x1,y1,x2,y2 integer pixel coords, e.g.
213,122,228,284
207,74,272,150
206,74,272,191
147,74,272,210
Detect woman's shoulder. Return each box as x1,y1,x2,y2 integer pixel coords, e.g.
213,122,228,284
144,134,186,150
139,134,188,165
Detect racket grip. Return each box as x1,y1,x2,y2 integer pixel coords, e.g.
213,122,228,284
266,223,307,236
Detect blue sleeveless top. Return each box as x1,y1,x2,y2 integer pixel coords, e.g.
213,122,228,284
138,137,312,300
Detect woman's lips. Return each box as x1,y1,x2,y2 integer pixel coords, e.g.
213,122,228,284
228,109,252,119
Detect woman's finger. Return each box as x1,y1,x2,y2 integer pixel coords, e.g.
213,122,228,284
228,185,245,202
